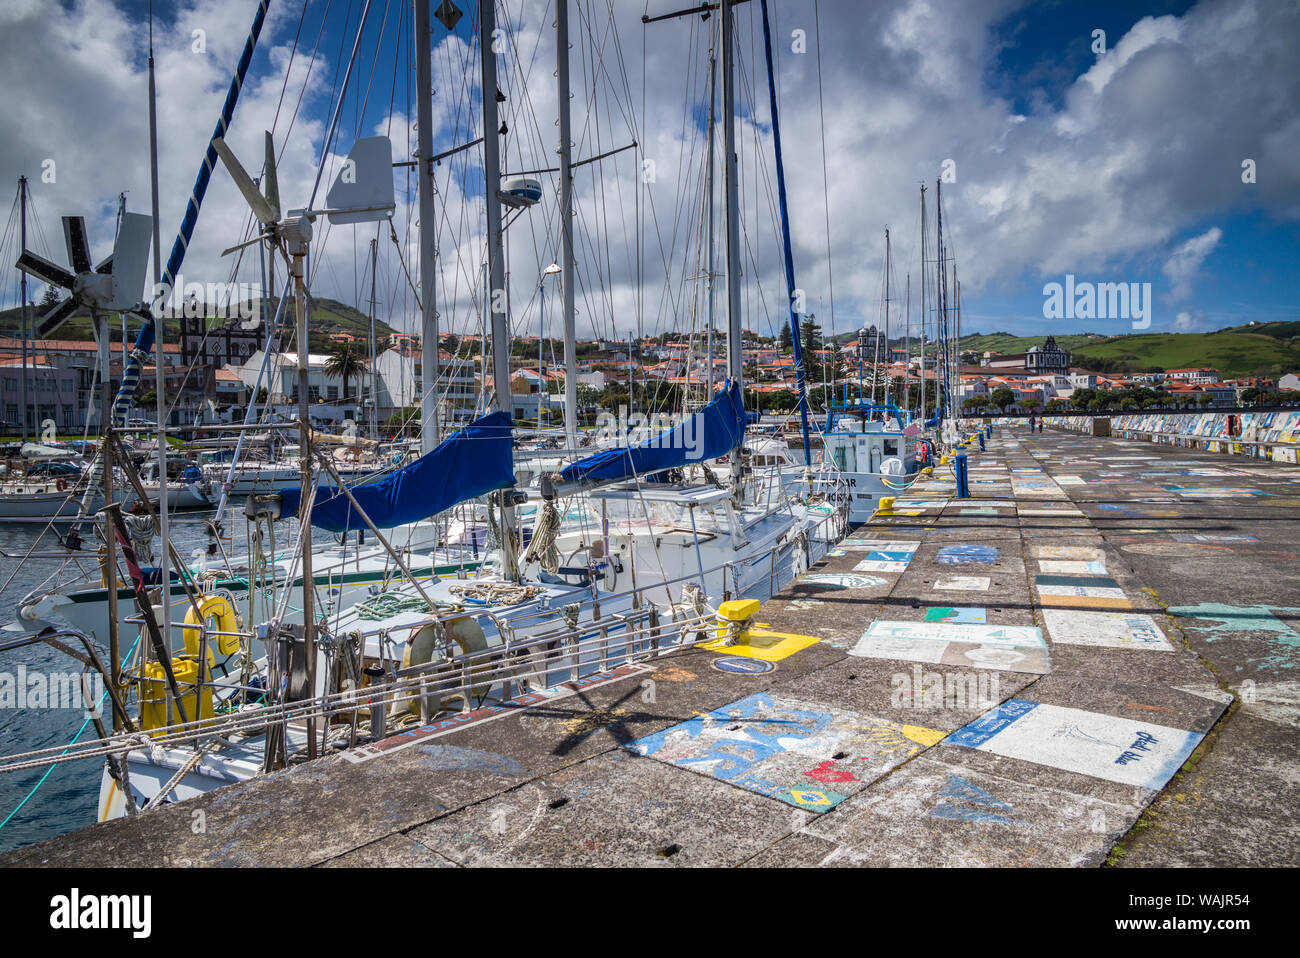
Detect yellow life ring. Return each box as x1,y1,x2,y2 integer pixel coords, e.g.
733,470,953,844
390,616,491,720
180,593,242,661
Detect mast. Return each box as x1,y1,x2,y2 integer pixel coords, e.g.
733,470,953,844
480,0,518,580
18,177,30,443
904,272,910,416
883,227,890,406
919,184,927,418
935,178,947,420
760,0,811,464
148,15,172,671
556,0,578,448
414,0,440,450
721,0,744,494
294,241,315,759
368,235,379,439
705,44,717,400
953,268,961,409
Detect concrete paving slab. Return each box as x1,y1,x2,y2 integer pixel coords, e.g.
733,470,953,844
745,748,1149,867
405,750,813,867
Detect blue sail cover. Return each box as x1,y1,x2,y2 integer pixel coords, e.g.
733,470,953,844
558,380,746,489
279,411,515,533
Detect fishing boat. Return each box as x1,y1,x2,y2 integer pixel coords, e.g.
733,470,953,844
0,453,99,521
822,398,919,523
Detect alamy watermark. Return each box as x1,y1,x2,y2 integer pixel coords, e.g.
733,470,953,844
891,665,1000,710
150,274,262,321
1042,274,1151,330
0,666,103,717
593,405,703,460
50,889,151,938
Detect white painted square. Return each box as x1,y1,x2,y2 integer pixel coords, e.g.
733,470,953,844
1038,559,1106,575
854,560,907,573
849,635,946,664
1037,583,1129,601
1041,610,1173,650
1034,545,1105,562
934,576,991,591
893,499,946,510
946,700,1203,790
851,622,1049,673
858,620,1045,648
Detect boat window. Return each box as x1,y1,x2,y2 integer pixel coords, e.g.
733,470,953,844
883,439,898,455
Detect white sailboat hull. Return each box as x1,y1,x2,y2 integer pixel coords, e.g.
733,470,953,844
0,488,94,520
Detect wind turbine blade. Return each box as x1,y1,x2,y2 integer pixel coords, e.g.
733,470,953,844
108,212,153,309
15,250,76,290
221,233,272,257
63,216,92,273
36,297,79,338
263,130,281,222
213,137,277,225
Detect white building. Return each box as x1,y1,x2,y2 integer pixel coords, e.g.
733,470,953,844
1166,367,1220,384
371,348,478,419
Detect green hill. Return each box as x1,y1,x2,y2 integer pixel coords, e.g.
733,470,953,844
958,332,1105,354
1214,321,1300,340
1069,331,1300,378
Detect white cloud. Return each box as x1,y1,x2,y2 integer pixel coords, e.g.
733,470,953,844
1163,227,1223,301
1,0,1296,348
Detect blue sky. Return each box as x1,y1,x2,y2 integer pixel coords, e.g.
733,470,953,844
3,0,1298,344
966,0,1297,336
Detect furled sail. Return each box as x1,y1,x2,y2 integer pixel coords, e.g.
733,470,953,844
550,380,746,495
278,411,515,533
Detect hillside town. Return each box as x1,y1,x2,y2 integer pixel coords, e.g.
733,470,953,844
3,314,1299,438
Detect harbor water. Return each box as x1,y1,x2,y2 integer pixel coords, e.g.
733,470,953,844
0,506,253,853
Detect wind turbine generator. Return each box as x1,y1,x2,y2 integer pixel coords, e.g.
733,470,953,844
16,211,154,337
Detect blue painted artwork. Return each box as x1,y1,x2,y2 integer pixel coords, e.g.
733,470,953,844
937,544,999,565
712,656,776,675
932,774,1026,825
944,699,1039,748
867,550,915,563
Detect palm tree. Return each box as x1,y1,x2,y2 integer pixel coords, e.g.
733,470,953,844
324,341,366,411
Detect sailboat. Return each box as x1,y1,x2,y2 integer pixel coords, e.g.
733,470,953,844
516,0,846,604
3,0,846,829
89,0,653,817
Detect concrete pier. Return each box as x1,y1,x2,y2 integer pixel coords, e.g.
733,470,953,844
5,425,1298,867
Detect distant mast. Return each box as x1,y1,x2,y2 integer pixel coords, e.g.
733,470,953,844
760,0,811,464
919,184,927,419
414,0,439,450
479,0,519,580
721,0,744,496
556,0,579,449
